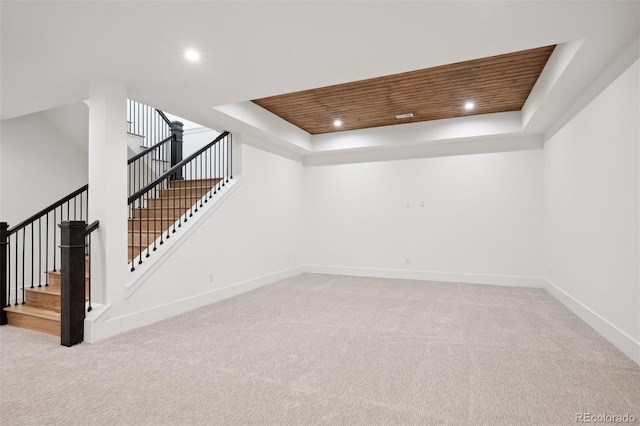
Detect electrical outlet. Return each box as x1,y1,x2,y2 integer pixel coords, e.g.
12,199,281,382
421,201,425,207
209,274,214,283
406,202,411,208
405,258,411,265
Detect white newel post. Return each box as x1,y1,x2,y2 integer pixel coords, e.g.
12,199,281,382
88,81,128,307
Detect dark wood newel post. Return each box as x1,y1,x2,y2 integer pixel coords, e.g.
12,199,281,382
59,221,86,347
0,222,8,325
170,121,184,180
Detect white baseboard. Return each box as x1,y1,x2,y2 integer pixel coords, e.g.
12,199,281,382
544,278,639,365
304,264,545,288
92,265,305,342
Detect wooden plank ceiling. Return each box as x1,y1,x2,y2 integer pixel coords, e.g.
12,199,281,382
252,45,555,134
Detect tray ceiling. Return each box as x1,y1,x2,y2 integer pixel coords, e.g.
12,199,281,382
253,45,556,134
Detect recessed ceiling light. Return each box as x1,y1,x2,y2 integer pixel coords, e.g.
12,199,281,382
396,113,414,119
185,49,201,62
464,101,475,111
333,119,342,127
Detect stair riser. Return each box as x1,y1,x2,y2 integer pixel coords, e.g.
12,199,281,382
128,232,163,245
128,219,180,232
6,311,60,336
25,289,61,313
134,208,191,219
161,188,211,198
48,274,90,290
147,197,205,209
170,178,221,189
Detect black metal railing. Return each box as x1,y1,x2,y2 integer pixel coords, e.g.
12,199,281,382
1,185,88,324
128,134,175,198
128,132,232,271
127,99,172,148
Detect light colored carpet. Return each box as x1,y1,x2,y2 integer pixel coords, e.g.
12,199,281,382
1,273,638,425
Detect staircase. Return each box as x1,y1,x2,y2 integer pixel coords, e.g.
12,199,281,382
2,100,233,345
3,178,221,336
128,177,221,262
4,257,90,336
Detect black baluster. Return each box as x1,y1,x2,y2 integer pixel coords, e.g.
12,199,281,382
224,135,229,182
30,222,34,289
6,231,11,313
87,231,92,312
152,185,157,251
21,230,25,303
14,234,18,305
219,140,223,191
138,201,143,265
53,209,57,271
209,146,213,199
204,148,209,202
45,214,49,286
130,205,135,271
222,138,226,187
176,173,181,229
1,223,8,324
164,180,170,239
172,175,177,233
230,133,233,180
38,219,42,288
145,192,150,258
214,141,218,195
199,155,204,207
193,162,198,214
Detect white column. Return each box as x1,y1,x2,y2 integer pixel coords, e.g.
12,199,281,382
88,81,128,306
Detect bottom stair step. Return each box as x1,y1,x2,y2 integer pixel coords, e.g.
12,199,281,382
4,305,61,336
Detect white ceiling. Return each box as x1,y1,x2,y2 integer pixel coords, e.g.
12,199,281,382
1,1,639,162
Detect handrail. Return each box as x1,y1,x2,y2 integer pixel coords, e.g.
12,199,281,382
85,220,100,236
127,135,174,164
128,131,229,205
8,185,89,235
156,109,172,126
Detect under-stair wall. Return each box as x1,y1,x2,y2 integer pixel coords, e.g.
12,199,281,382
91,142,305,341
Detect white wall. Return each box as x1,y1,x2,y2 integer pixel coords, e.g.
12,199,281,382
304,149,544,285
543,59,639,362
182,127,221,159
95,143,305,338
0,109,88,225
